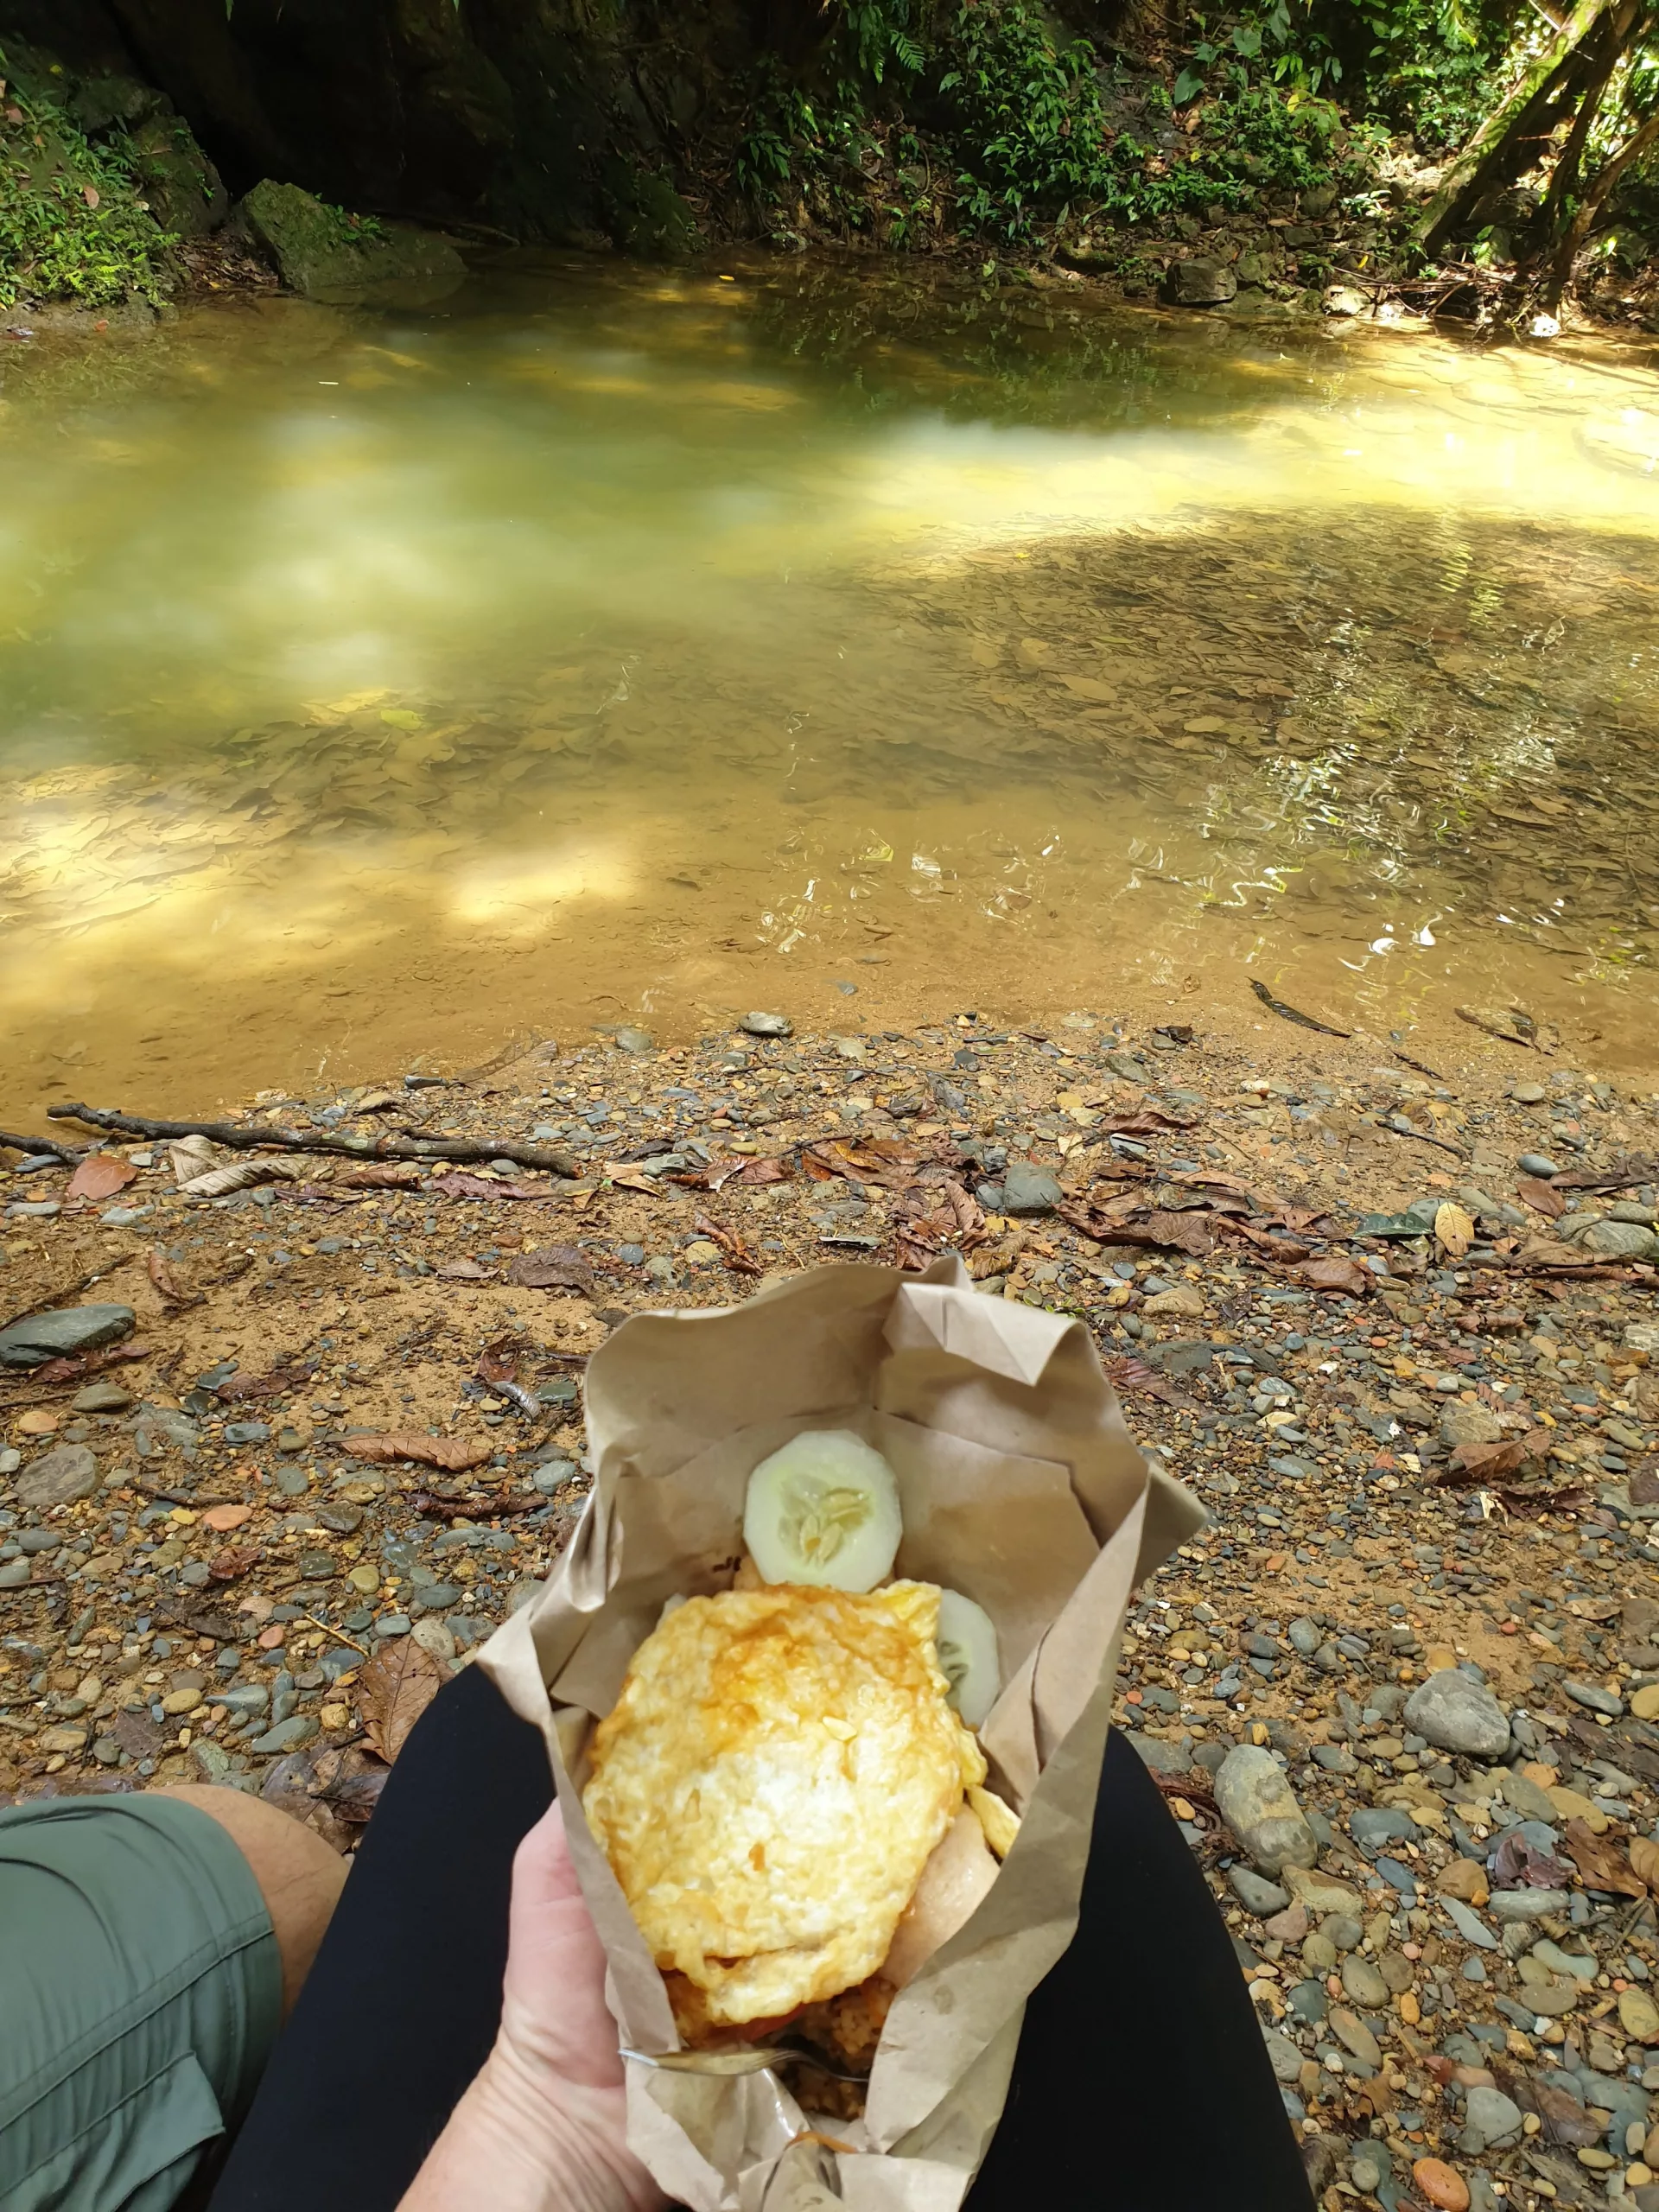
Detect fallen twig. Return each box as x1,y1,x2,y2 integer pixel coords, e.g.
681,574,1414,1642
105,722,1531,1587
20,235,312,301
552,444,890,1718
0,1128,88,1163
46,1102,578,1179
298,1612,370,1659
1249,980,1351,1038
1376,1115,1468,1160
1392,1050,1448,1082
410,1489,543,1520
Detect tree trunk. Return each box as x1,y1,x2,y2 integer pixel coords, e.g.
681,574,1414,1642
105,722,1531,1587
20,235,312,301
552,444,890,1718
1541,103,1659,305
1536,0,1639,237
1417,0,1614,255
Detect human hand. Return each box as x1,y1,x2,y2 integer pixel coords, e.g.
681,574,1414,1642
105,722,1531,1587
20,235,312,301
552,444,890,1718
398,1802,665,2212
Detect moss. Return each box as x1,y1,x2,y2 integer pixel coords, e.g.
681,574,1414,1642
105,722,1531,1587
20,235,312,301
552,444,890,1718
0,44,175,311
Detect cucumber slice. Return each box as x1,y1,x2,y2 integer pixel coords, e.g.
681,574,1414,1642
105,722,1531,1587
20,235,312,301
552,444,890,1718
742,1429,903,1592
936,1589,1000,1727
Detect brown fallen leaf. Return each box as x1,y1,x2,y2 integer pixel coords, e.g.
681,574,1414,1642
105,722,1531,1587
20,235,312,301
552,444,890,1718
356,1637,445,1764
1630,1834,1659,1890
429,1172,547,1200
436,1259,492,1281
1517,1176,1565,1219
30,1341,155,1386
1443,1434,1546,1480
67,1154,139,1202
156,1599,244,1643
208,1542,262,1581
336,1163,424,1190
1435,1202,1476,1258
216,1359,316,1401
347,1433,495,1471
1098,1109,1198,1135
410,1488,543,1520
147,1248,200,1307
1100,1354,1197,1412
507,1244,595,1292
1552,1153,1659,1191
694,1211,763,1274
1562,1817,1648,1898
1295,1255,1374,1297
308,1744,391,1823
607,1166,665,1195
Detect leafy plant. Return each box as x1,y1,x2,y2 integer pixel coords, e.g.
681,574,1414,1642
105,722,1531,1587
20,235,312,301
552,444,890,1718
0,47,174,309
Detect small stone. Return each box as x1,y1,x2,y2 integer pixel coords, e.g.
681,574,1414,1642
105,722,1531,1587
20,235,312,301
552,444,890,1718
1440,1402,1505,1450
1404,1669,1511,1759
1002,1160,1064,1216
16,1445,99,1510
1437,1859,1491,1905
1487,1888,1571,1923
1563,1678,1624,1719
1283,1867,1363,1916
1518,1153,1560,1179
410,1618,456,1663
613,1027,653,1054
1213,1745,1318,1876
1464,2086,1523,2150
1511,1084,1547,1105
1262,2025,1302,2083
160,1688,200,1716
1631,1683,1659,1721
1143,1285,1205,1317
1414,2157,1471,2209
0,1559,29,1587
249,1715,319,1756
1341,1956,1390,2008
1229,1866,1290,1916
1586,1220,1659,1259
72,1382,132,1413
39,1724,89,1753
739,1011,791,1037
1322,285,1366,316
1288,1618,1321,1656
347,1563,380,1593
1619,1986,1659,2044
1331,2005,1382,2069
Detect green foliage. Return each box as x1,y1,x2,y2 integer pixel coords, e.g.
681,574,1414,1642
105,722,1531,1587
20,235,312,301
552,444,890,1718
0,47,174,308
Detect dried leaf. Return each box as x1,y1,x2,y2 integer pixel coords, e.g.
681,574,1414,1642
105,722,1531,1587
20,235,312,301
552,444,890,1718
1630,1834,1659,1890
1296,1255,1373,1296
1435,1202,1476,1258
607,1166,664,1195
336,1163,424,1190
346,1432,495,1471
1562,1817,1647,1897
217,1358,315,1401
1100,1354,1197,1412
1492,1829,1572,1889
30,1341,154,1386
694,1211,763,1274
507,1245,595,1292
1445,1435,1536,1478
1517,1176,1565,1219
427,1171,546,1199
1100,1109,1198,1135
67,1154,139,1201
147,1248,200,1307
207,1542,262,1581
356,1637,444,1764
435,1259,491,1280
308,1744,390,1823
156,1599,243,1643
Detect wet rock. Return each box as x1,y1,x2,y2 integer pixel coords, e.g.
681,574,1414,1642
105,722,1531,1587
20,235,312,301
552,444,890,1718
1322,285,1367,316
16,1445,99,1510
1404,1669,1510,1759
0,1303,136,1368
238,181,465,307
1166,257,1237,306
1213,1745,1318,1875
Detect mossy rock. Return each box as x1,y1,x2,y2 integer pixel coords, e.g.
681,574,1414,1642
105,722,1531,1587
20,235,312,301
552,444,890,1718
238,179,466,305
609,168,699,262
130,113,226,237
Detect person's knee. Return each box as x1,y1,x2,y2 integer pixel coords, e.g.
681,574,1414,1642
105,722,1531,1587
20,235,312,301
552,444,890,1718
155,1784,349,2015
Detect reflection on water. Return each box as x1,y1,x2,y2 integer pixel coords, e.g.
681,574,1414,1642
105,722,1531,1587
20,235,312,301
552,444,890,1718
1,254,1656,1116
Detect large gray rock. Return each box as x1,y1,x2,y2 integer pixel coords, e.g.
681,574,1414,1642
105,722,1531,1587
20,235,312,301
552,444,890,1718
16,1444,99,1509
1583,1218,1659,1260
1213,1745,1319,1876
1463,2085,1523,2151
238,181,465,307
1166,257,1236,306
1002,1160,1063,1216
1404,1669,1510,1759
0,1303,135,1368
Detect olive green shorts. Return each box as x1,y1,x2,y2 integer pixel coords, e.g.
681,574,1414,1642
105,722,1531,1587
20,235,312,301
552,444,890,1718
0,1792,282,2212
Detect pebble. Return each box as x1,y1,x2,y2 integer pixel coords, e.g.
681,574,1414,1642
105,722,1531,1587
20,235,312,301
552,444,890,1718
1462,2086,1522,2151
1001,1160,1064,1216
1413,2158,1471,2210
1340,1956,1389,2008
1213,1745,1318,1876
1486,1889,1571,1923
740,1012,791,1036
1228,1866,1289,1915
249,1715,318,1756
1563,1678,1624,1718
72,1382,132,1413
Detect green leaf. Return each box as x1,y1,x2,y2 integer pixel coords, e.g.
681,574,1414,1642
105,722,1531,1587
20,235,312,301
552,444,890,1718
1173,67,1206,102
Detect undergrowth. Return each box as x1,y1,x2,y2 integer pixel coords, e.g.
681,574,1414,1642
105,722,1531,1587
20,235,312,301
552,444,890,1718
0,46,173,309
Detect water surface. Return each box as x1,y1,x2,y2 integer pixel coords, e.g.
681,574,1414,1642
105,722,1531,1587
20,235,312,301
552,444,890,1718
3,255,1656,1116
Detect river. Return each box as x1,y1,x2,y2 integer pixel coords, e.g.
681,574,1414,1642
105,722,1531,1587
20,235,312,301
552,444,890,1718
2,253,1656,1118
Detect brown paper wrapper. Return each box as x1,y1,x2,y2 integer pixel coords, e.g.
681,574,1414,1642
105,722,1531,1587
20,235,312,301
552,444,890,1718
478,1254,1204,2211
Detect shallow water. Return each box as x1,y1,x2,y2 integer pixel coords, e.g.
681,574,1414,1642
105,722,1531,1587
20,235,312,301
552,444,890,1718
3,254,1657,1119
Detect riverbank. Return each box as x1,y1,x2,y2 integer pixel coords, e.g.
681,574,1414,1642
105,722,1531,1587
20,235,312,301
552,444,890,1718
3,1012,1656,2204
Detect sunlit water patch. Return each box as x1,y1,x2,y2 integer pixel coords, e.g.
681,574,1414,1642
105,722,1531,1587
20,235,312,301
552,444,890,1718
1,256,1656,1115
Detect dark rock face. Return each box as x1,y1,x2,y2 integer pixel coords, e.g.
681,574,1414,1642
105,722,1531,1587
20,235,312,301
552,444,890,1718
10,0,702,255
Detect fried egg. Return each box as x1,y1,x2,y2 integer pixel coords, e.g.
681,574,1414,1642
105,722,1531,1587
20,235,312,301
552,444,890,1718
582,1580,986,2031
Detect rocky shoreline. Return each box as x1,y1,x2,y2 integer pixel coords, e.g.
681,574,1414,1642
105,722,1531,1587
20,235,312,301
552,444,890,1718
3,1010,1658,2209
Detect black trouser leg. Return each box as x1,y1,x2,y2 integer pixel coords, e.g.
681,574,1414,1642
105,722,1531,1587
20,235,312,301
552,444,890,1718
208,1673,1309,2211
